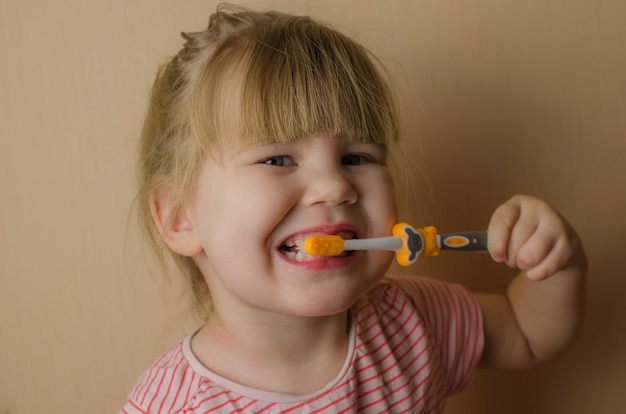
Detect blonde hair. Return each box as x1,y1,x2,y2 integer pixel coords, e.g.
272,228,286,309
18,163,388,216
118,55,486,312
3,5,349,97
137,3,401,318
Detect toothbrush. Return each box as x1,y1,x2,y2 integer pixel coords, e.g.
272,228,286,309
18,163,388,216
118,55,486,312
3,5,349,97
303,223,488,266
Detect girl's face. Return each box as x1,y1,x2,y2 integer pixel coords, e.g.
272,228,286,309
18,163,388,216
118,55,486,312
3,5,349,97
185,133,398,318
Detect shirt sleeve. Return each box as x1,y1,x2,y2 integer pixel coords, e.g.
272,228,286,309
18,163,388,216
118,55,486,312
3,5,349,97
118,341,194,414
119,401,148,414
388,275,485,395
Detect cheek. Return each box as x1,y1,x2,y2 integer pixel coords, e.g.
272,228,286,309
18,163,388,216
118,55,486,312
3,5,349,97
360,173,399,227
216,176,297,247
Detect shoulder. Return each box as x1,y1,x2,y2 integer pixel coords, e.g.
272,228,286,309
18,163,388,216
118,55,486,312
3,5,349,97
374,274,481,320
121,337,205,414
356,274,475,334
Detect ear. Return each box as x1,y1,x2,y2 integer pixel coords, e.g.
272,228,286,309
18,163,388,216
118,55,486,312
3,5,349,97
149,190,203,257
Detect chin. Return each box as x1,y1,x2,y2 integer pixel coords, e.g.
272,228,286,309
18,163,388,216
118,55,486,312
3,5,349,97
287,278,377,317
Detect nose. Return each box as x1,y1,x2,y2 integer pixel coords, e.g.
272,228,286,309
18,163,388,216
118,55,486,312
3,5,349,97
301,168,358,207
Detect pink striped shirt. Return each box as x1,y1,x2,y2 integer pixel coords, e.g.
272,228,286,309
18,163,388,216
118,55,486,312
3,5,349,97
120,275,483,413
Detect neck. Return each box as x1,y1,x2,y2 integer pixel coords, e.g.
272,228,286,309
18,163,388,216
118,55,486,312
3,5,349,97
191,309,351,394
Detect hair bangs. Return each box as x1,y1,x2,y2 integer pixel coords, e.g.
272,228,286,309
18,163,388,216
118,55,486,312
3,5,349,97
236,16,398,149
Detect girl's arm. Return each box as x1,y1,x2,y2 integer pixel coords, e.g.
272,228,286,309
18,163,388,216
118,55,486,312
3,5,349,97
476,195,588,369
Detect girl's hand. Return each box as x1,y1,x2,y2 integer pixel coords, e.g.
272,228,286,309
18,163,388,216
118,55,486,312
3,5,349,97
487,195,585,281
478,195,587,369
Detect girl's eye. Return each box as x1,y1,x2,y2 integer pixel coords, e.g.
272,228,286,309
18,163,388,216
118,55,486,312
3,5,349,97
341,153,375,166
259,156,295,167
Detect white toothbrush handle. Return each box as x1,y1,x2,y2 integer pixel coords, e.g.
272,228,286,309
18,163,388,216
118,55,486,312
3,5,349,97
342,236,403,252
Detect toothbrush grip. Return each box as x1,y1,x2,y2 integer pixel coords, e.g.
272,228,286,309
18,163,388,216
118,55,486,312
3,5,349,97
392,224,488,266
439,232,488,251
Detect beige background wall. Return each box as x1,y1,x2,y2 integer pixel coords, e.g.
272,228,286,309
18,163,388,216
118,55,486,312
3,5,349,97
1,1,624,413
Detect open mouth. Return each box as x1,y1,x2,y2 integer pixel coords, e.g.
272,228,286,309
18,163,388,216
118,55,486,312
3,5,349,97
279,230,356,262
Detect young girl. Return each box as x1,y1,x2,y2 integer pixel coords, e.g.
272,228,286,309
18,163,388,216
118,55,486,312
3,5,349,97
121,4,587,413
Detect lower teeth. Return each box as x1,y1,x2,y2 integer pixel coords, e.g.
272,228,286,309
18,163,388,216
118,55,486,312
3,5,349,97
282,249,350,262
284,250,317,262
287,250,316,262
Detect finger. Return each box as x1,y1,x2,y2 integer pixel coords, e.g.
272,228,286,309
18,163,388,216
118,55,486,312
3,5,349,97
515,229,560,278
524,230,579,280
487,199,520,263
488,196,540,266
